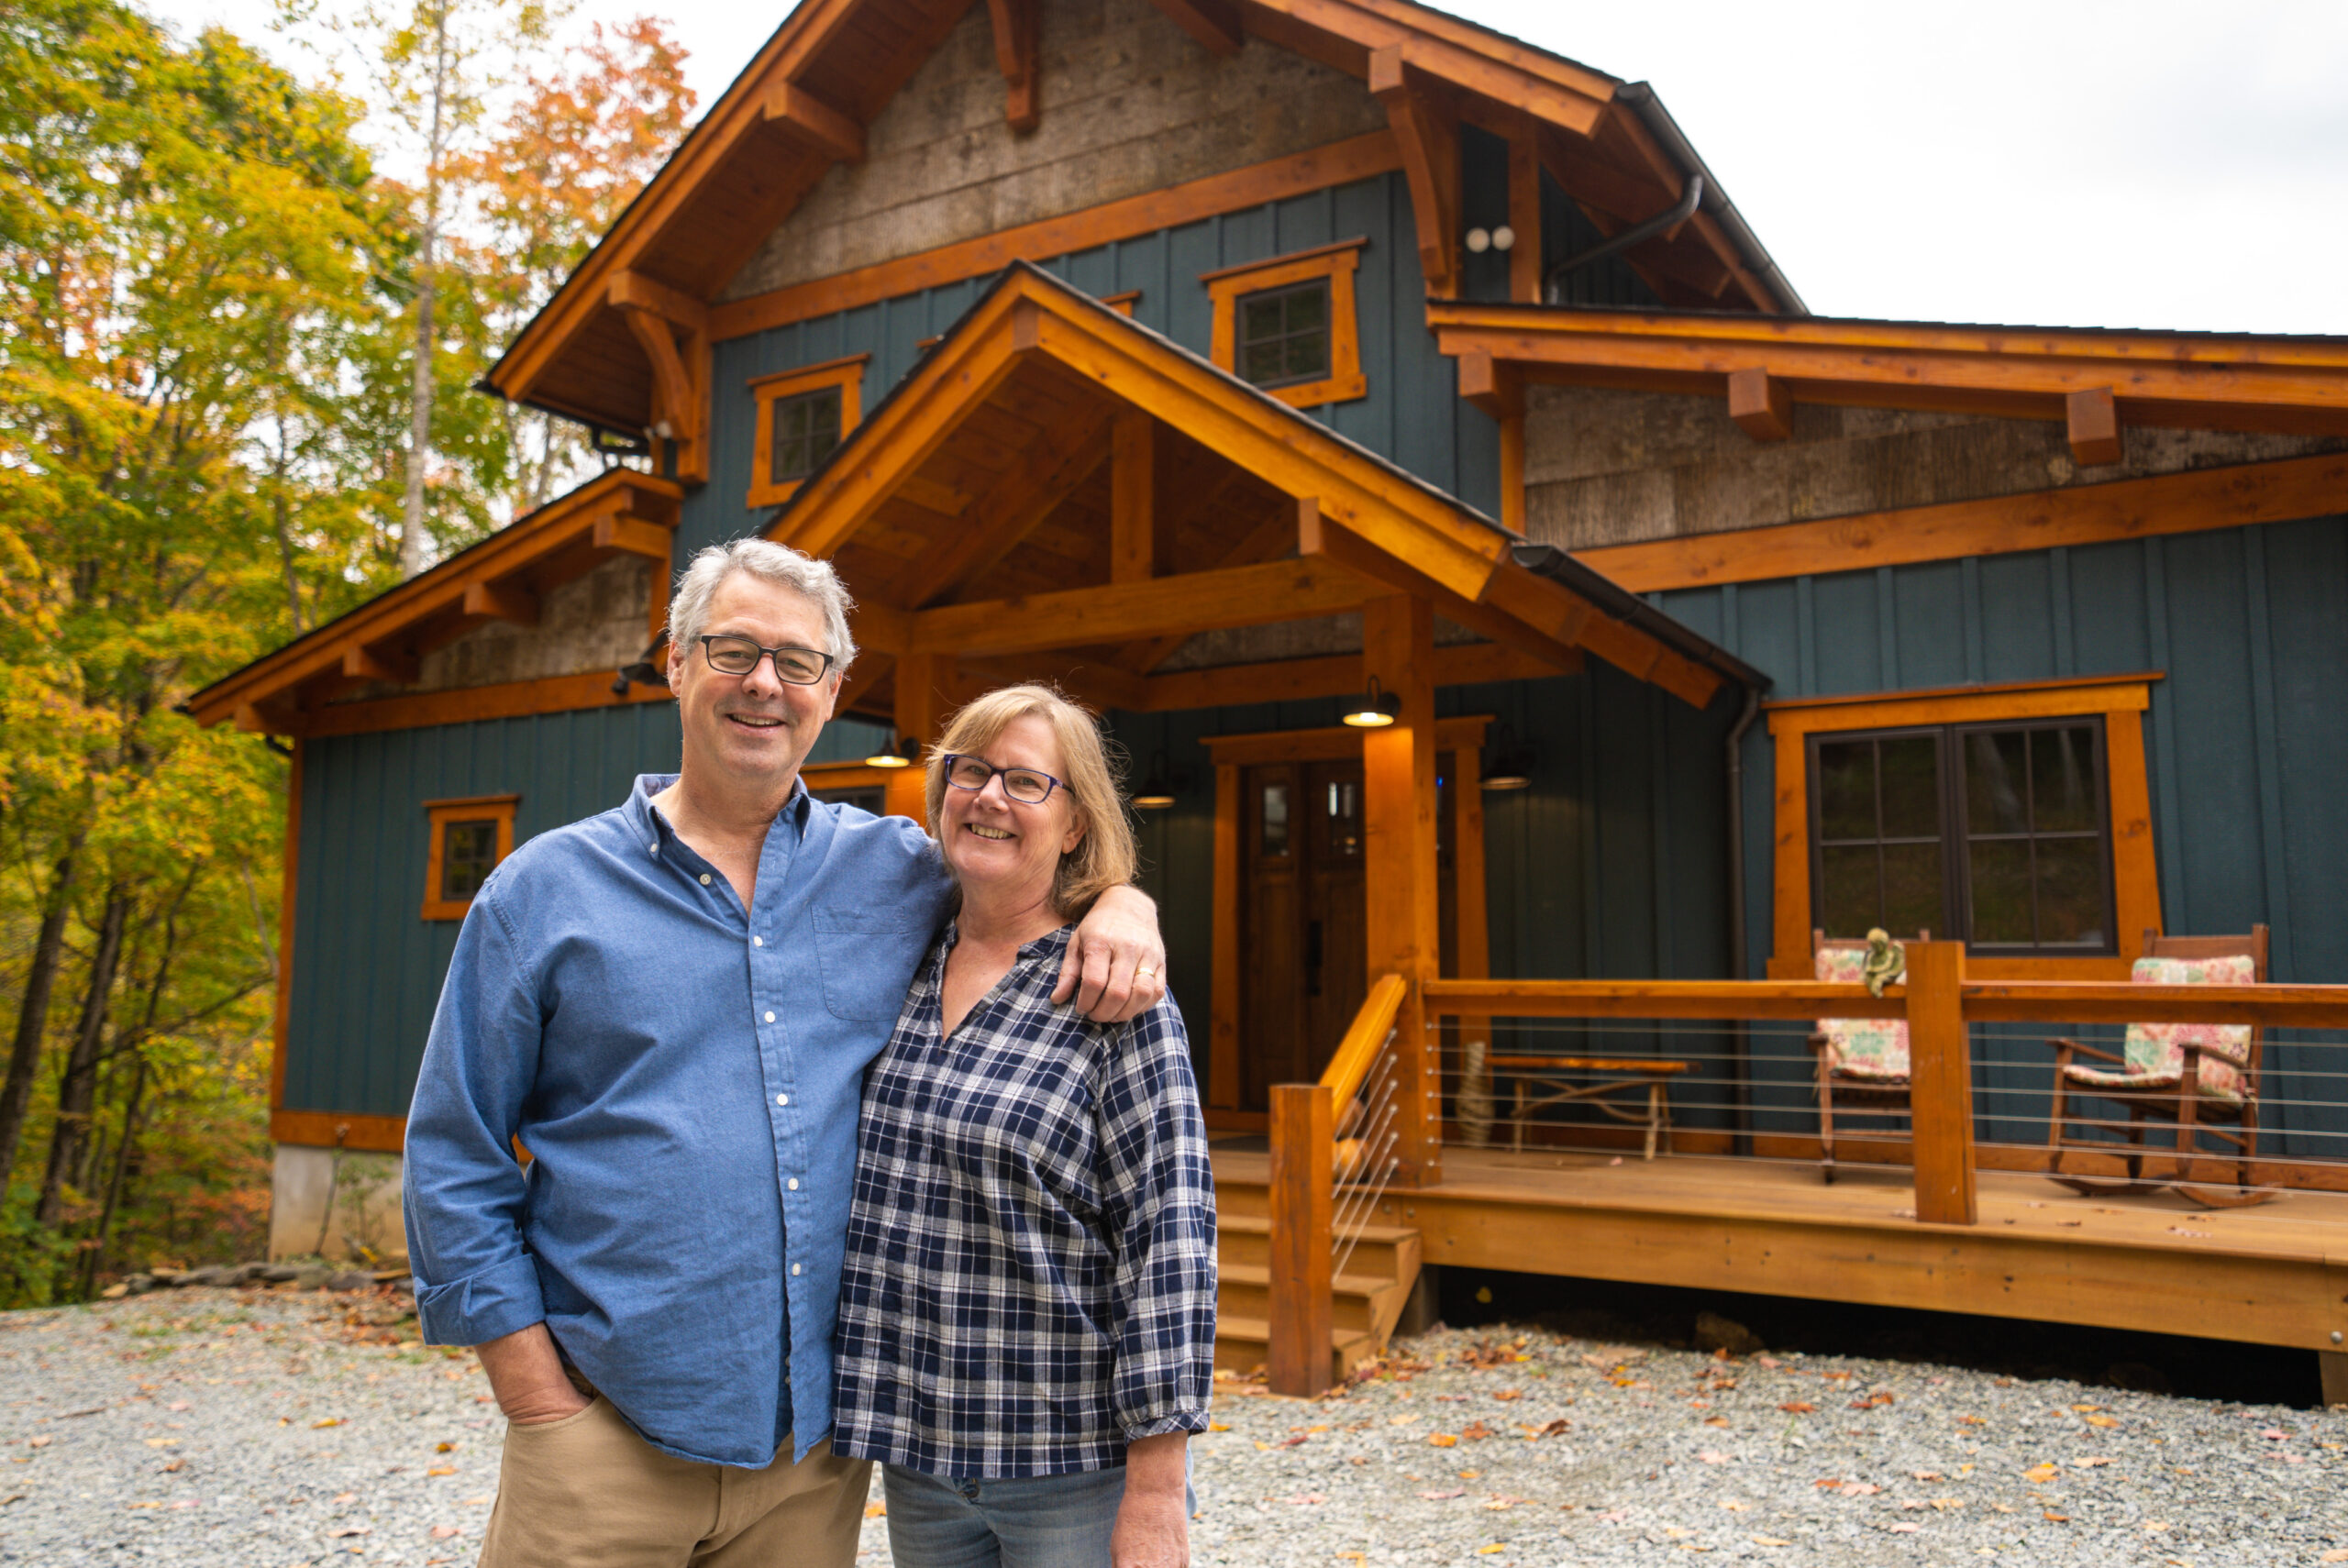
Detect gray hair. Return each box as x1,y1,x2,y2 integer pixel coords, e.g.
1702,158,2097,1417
668,539,858,673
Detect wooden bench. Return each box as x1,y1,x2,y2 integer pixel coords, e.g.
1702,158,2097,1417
1489,1055,1691,1159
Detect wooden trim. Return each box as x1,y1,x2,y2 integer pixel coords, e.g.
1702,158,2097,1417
747,354,868,508
1204,238,1368,408
1903,942,1976,1224
985,0,1040,132
1426,301,2348,435
1571,454,2348,594
1150,0,1241,55
1100,290,1142,316
1204,1108,1267,1133
1202,715,1491,767
1210,763,1244,1111
903,558,1382,657
281,671,673,740
1764,678,2161,981
801,761,902,793
1138,642,1566,713
1368,49,1458,299
422,797,518,922
710,132,1402,342
1506,121,1541,305
271,1109,407,1154
270,739,304,1123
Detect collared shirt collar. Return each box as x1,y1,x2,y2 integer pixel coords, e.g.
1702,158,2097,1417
626,771,811,858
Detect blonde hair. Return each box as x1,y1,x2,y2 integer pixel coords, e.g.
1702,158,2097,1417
925,684,1136,919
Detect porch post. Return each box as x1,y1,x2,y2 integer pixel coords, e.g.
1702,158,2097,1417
1361,593,1441,1187
886,652,948,821
1905,940,1977,1224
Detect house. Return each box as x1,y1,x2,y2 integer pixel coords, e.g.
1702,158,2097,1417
189,0,2348,1377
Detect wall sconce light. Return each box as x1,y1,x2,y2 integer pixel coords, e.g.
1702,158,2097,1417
867,734,917,769
1131,749,1190,810
1341,676,1401,728
1482,723,1534,790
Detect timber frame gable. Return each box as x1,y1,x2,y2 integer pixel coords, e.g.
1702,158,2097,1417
485,0,1799,448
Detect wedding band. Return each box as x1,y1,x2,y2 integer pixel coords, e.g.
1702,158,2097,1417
1135,966,1158,978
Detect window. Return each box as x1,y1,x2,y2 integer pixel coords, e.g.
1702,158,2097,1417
747,353,867,507
422,795,517,921
1202,239,1368,409
1810,720,2112,953
1765,675,2163,979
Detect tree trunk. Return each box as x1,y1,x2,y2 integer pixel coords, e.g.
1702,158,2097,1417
399,11,452,581
36,889,128,1227
81,1052,146,1297
0,848,79,1185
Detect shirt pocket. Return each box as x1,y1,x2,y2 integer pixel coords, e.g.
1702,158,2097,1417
812,909,931,1021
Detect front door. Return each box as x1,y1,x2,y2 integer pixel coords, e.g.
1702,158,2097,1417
1237,755,1458,1112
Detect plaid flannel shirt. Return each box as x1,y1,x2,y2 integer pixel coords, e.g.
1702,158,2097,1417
831,922,1216,1477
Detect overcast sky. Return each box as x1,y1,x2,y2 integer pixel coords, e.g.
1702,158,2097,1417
150,0,2348,336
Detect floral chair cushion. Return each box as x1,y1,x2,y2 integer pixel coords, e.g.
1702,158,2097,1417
2061,954,2255,1105
1815,944,1911,1082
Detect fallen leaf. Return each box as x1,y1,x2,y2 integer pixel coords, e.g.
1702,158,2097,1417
312,1418,342,1430
1721,1500,1751,1511
1277,1435,1309,1448
426,1466,456,1477
1697,1451,1730,1464
1751,1537,1792,1548
1460,1421,1493,1441
1840,1482,1881,1496
333,1494,356,1505
2319,1551,2348,1563
430,1524,461,1540
2260,1428,2292,1441
1704,1417,1731,1429
1283,1494,1327,1506
1418,1489,1467,1500
1956,1415,1987,1425
1428,1434,1458,1447
2024,1463,2060,1483
2142,1520,2170,1533
2083,1414,2119,1429
1389,1415,1418,1426
1253,1441,1270,1452
26,1438,49,1449
166,1401,190,1412
2042,1511,2068,1523
1529,1419,1570,1439
328,1526,371,1538
1457,1471,1481,1480
1492,1389,1523,1401
462,1496,492,1506
435,1441,456,1452
1931,1497,1964,1510
1899,1500,1930,1510
1911,1471,1943,1482
1886,1522,1920,1533
142,1438,179,1449
1476,1547,1505,1556
1207,1423,1229,1433
1778,1402,1816,1414
161,1460,184,1474
2071,1456,2112,1468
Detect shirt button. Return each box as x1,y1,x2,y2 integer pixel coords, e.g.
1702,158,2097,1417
764,1010,776,1023
775,1093,788,1107
753,935,763,947
792,1264,802,1276
787,1178,799,1191
699,873,711,885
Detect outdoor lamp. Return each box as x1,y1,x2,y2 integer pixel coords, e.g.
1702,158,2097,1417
1132,749,1181,810
1482,723,1534,790
866,734,916,768
1341,676,1401,728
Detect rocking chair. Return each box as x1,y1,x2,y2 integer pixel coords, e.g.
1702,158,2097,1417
1806,929,1926,1185
2046,926,2272,1209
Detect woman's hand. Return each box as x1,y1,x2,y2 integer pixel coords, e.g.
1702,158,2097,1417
1056,884,1167,1022
1113,1432,1190,1568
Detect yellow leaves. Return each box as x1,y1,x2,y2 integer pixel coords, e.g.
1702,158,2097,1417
2024,1463,2060,1483
1475,1546,1505,1555
142,1438,178,1449
2082,1414,2119,1429
2042,1510,2069,1523
426,1465,456,1477
1750,1536,1793,1547
1428,1433,1458,1447
1389,1415,1418,1425
312,1417,342,1429
1206,1423,1229,1432
436,1441,456,1452
865,1503,886,1518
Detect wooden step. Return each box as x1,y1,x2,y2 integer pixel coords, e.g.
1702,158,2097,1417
1212,1314,1376,1385
1217,1214,1418,1275
1216,1263,1412,1337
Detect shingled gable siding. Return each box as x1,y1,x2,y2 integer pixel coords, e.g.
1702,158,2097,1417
282,706,892,1121
683,169,1503,561
1656,513,2348,1161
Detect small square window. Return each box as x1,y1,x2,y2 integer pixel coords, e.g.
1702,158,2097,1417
770,385,843,485
422,795,516,921
439,820,500,903
1236,281,1332,389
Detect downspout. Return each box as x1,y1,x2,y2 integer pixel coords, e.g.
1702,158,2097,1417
1610,82,1809,316
1724,685,1762,1155
1544,174,1702,301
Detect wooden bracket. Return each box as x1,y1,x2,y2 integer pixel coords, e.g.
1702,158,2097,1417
1456,350,1521,420
1150,0,1241,55
342,644,418,685
1109,409,1166,583
462,580,540,625
985,0,1040,133
2067,386,2123,466
609,271,710,485
1727,367,1793,442
593,513,674,561
1368,47,1460,298
764,83,865,163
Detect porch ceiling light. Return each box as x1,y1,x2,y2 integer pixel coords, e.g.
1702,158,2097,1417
1131,748,1188,810
1482,722,1534,790
1341,676,1401,729
866,734,916,769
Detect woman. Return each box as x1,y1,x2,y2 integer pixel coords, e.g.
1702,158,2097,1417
832,686,1216,1568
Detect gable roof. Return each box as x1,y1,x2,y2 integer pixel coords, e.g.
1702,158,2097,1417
485,0,1797,437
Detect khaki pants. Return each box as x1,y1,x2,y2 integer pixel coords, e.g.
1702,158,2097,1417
479,1396,870,1568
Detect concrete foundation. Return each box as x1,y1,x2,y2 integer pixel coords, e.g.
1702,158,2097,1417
268,1144,409,1265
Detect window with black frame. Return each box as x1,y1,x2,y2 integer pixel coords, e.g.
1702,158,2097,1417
1809,718,2113,954
769,384,843,486
438,819,501,903
1235,279,1331,389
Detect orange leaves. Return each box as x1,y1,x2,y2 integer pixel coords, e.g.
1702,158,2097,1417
1778,1402,1816,1414
1428,1433,1459,1447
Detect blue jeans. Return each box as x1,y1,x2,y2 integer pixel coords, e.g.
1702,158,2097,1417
880,1463,1196,1568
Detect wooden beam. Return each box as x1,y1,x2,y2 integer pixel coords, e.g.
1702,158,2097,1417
1575,451,2348,594
1114,489,1295,673
1456,349,1520,420
1727,366,1792,441
763,82,864,163
1209,763,1243,1110
908,558,1379,657
890,402,1116,609
1361,594,1440,1187
1507,120,1542,304
1368,47,1460,298
462,580,539,625
1905,941,1977,1225
1266,1082,1334,1396
1151,0,1242,54
1478,558,1722,708
615,304,708,485
593,513,673,561
1300,502,1581,674
985,0,1040,132
887,650,948,822
1241,0,1612,137
1109,409,1162,584
2067,385,2123,466
604,269,706,336
341,644,417,685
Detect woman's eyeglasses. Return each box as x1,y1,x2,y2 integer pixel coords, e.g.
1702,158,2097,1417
942,754,1063,805
698,635,835,685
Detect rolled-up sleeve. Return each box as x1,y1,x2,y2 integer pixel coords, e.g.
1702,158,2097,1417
1093,1004,1217,1443
402,880,548,1347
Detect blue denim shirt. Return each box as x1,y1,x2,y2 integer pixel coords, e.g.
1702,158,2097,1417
402,773,951,1467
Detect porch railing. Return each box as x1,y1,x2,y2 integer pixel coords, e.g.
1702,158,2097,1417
1262,942,2348,1395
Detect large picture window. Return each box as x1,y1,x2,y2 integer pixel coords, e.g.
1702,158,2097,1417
1809,719,2113,954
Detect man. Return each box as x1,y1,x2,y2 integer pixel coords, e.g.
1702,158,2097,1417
402,539,1168,1567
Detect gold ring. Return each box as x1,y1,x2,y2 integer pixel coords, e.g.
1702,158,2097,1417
1135,966,1158,979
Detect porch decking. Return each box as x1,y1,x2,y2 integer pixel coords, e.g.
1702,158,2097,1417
1212,1142,2348,1353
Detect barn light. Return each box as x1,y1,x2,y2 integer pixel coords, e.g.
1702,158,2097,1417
1131,749,1184,809
866,734,916,768
1482,723,1534,790
1341,677,1401,728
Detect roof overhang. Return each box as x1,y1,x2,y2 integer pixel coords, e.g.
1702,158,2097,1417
186,469,682,733
773,263,1753,710
485,0,1793,440
1428,300,2348,442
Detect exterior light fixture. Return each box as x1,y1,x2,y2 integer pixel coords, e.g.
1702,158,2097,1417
866,734,916,768
1481,722,1534,790
1131,748,1182,810
1341,676,1401,728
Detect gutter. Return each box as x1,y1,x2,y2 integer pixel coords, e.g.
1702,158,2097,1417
1511,543,1770,691
1611,82,1808,316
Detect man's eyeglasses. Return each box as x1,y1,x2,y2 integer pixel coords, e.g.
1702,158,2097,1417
942,754,1064,805
698,635,836,685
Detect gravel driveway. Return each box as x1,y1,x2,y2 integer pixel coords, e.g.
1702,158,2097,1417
5,1292,2342,1565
